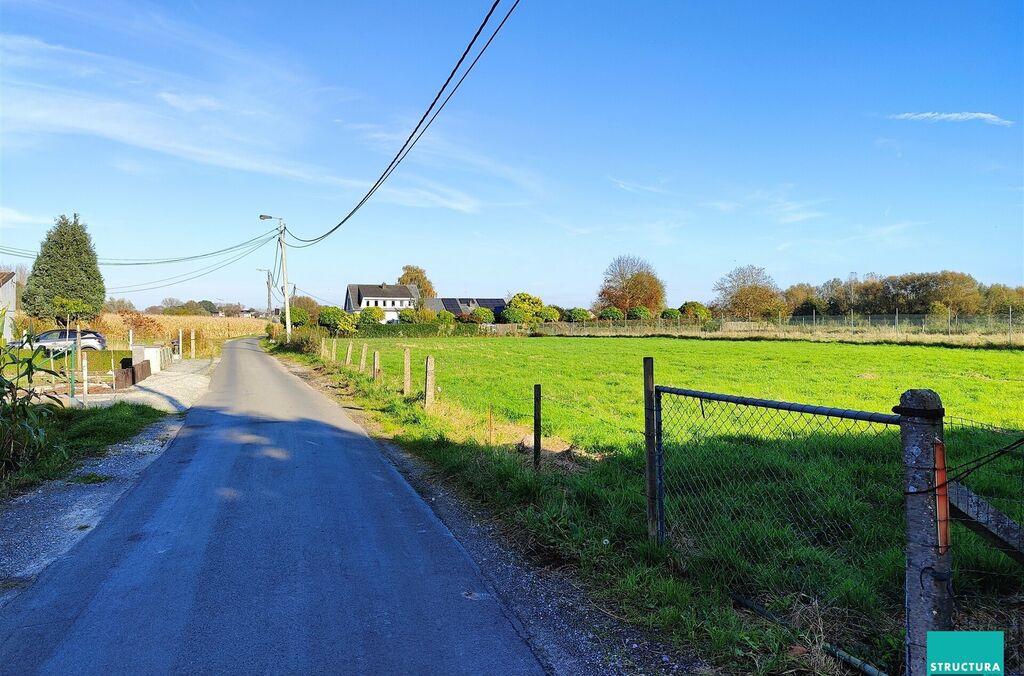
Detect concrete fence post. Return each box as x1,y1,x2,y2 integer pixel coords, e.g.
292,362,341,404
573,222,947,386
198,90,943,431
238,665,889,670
178,328,183,356
359,344,367,372
332,337,337,362
128,328,134,350
424,356,435,409
320,337,326,358
898,389,952,676
372,351,381,381
345,341,353,367
403,348,411,395
643,357,658,543
82,352,89,406
190,328,195,359
533,384,541,471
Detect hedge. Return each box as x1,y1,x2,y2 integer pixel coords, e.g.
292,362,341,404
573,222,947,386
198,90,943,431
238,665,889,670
354,323,483,338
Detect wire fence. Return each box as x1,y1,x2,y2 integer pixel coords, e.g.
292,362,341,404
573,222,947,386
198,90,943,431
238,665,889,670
654,387,1023,675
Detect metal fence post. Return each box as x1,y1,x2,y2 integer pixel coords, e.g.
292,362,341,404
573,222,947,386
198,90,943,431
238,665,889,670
654,386,664,545
898,389,952,676
643,357,658,543
533,384,541,471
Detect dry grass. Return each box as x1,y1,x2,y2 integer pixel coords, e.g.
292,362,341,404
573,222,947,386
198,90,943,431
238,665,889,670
15,312,266,358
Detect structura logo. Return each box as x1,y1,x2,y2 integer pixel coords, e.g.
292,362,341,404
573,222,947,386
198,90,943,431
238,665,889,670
928,632,1004,675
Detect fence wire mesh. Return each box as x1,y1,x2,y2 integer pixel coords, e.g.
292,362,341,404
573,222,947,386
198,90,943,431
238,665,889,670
657,390,905,667
943,417,1023,669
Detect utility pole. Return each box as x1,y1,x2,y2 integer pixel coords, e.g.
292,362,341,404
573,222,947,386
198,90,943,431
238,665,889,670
257,268,272,321
260,214,291,341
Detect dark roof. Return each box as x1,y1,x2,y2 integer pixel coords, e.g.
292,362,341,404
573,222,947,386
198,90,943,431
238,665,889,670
424,297,507,316
0,272,14,286
346,283,419,302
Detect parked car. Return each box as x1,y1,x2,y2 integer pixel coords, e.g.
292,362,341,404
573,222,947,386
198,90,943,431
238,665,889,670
7,329,107,353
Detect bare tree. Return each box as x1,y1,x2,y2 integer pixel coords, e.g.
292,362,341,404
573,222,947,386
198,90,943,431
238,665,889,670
713,265,783,318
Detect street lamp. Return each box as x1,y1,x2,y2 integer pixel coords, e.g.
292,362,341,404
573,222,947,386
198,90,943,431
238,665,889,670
260,214,291,341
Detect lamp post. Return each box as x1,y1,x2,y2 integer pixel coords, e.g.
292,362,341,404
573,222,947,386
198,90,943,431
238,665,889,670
260,215,291,341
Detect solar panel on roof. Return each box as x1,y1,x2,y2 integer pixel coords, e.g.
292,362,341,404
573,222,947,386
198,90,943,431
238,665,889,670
442,299,463,314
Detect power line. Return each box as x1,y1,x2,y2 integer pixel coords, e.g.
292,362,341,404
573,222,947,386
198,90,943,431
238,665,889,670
107,236,276,294
293,286,343,306
286,0,518,248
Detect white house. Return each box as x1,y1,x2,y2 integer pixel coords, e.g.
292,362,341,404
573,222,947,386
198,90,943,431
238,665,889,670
0,272,15,342
344,283,420,323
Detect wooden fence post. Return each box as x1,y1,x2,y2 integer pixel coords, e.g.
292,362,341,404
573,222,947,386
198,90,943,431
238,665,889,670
332,337,337,362
190,328,195,359
403,348,411,395
372,351,381,381
424,356,435,409
899,389,952,676
178,328,183,356
320,337,326,358
345,341,353,367
643,357,658,543
533,384,541,471
359,344,367,372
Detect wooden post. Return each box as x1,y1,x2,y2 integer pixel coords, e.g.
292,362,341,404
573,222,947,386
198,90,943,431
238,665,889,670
424,356,435,409
533,384,541,471
190,328,195,359
82,351,89,405
899,389,952,676
372,351,381,381
403,348,411,395
332,337,337,362
178,328,183,356
345,341,353,366
359,344,367,372
643,357,658,543
488,404,494,446
128,328,133,350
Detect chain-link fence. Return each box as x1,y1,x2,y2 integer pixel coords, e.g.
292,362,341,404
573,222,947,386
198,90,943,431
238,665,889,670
651,383,1023,675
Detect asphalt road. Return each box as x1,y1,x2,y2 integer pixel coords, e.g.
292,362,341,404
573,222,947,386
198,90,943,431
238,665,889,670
0,338,544,675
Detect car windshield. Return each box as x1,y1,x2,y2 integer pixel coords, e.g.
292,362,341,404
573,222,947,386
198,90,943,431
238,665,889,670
36,331,61,341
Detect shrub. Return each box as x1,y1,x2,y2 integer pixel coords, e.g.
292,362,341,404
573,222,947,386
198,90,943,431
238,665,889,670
566,308,590,323
545,305,566,321
358,307,385,325
627,306,651,320
471,306,495,324
289,306,310,327
1,333,60,480
537,306,560,323
437,310,456,324
318,306,356,336
680,301,712,322
599,307,624,321
354,323,481,338
661,308,682,320
456,312,482,324
413,307,437,324
398,308,415,324
500,307,527,324
280,325,323,354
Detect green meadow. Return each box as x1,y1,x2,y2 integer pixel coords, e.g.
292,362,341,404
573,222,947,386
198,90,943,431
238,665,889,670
286,336,1023,672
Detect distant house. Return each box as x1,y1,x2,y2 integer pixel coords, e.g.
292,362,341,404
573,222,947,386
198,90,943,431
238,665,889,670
0,272,15,342
423,297,507,320
240,308,262,319
344,283,420,323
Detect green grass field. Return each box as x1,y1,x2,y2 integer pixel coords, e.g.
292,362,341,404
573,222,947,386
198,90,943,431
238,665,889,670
288,335,1022,672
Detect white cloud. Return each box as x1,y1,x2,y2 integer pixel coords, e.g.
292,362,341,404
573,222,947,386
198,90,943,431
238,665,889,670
0,206,51,229
888,112,1013,127
608,177,671,195
157,91,223,112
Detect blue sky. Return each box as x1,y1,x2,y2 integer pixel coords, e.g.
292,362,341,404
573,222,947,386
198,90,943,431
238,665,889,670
1,0,1021,309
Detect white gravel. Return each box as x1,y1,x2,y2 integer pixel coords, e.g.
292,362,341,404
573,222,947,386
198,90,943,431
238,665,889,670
82,358,218,412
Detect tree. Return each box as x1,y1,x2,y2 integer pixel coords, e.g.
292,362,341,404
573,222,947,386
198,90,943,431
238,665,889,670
291,296,320,325
413,307,437,324
220,303,243,317
627,306,652,320
398,308,416,324
398,265,436,299
716,266,778,313
197,299,218,314
471,306,495,323
536,306,560,322
53,297,93,327
506,292,545,320
358,306,385,325
289,306,310,326
679,301,711,322
933,271,981,316
103,297,136,313
661,308,681,320
21,214,105,323
783,283,822,316
566,308,590,322
437,310,456,324
595,255,665,313
599,307,624,320
318,306,356,336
